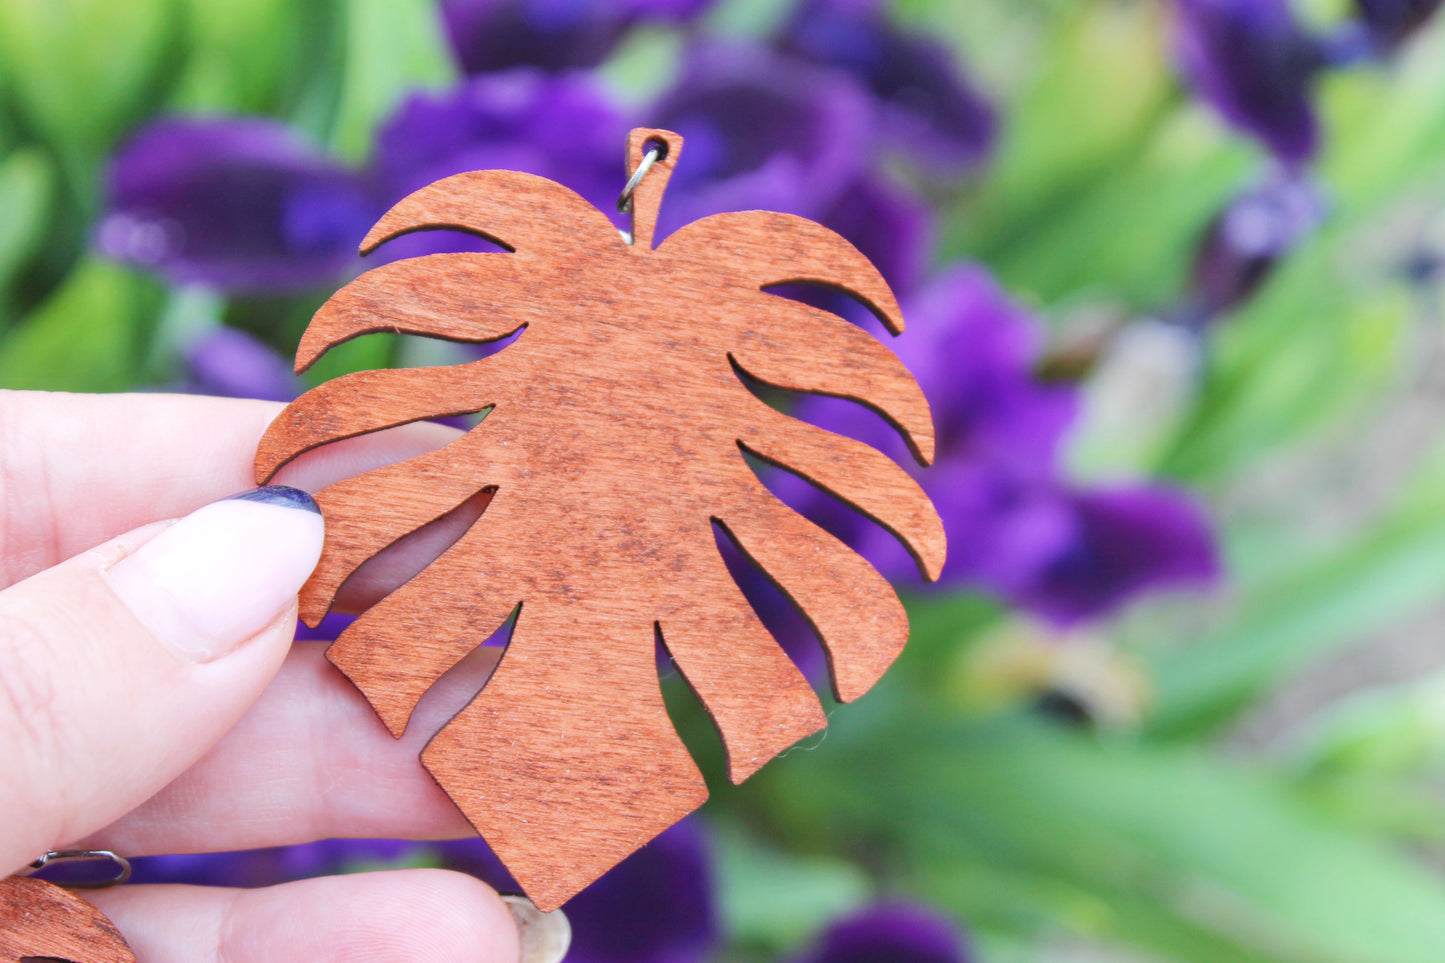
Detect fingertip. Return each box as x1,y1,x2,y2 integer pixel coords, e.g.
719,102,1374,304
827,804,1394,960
103,490,324,664
315,869,521,963
93,870,524,963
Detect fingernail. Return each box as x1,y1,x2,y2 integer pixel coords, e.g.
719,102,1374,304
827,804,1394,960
501,895,571,963
103,486,324,663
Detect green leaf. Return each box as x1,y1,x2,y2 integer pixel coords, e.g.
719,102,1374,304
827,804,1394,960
598,27,682,105
0,0,177,161
759,708,1445,963
713,821,870,952
946,2,1181,273
326,0,455,164
970,112,1253,310
302,331,397,386
1294,671,1445,781
1147,488,1445,739
1157,26,1445,484
170,0,309,112
0,147,53,299
1282,672,1445,845
1158,260,1412,482
0,259,161,391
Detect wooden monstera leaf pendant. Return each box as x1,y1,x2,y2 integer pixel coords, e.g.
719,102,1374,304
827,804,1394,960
256,127,946,909
0,877,134,963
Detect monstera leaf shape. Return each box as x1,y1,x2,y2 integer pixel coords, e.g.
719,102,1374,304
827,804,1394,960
256,128,946,909
0,877,135,962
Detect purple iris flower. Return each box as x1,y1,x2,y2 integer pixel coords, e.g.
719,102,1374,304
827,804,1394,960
100,70,630,288
779,0,996,175
647,42,875,242
767,265,1218,627
794,903,971,963
816,174,935,296
1181,172,1326,324
1014,486,1221,625
371,68,628,226
367,69,629,266
442,0,717,75
182,327,299,401
97,119,375,293
559,820,717,963
1353,0,1443,50
1172,0,1323,166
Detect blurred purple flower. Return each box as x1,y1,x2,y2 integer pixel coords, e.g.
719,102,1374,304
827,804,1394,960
443,0,716,75
1173,0,1323,165
370,69,630,259
562,820,717,963
1015,486,1220,625
759,175,933,349
1353,0,1443,50
718,529,830,681
647,42,875,241
183,327,298,401
779,0,996,175
816,174,935,295
763,265,1217,628
1182,172,1326,324
373,69,627,209
97,119,374,293
794,903,971,963
890,268,1077,477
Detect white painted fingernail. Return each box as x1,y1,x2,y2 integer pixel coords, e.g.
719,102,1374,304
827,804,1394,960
103,487,324,663
501,895,571,963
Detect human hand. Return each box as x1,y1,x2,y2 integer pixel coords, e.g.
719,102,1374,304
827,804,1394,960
0,390,541,962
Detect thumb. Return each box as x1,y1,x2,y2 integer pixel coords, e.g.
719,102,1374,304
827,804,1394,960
0,487,324,873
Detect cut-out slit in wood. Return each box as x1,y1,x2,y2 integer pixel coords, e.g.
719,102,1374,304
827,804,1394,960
739,447,925,599
256,126,942,911
369,229,515,264
655,541,826,784
760,280,896,341
257,359,518,478
330,486,495,617
652,622,732,790
721,295,934,465
328,493,519,737
388,603,520,740
710,519,831,693
736,435,940,582
298,430,503,624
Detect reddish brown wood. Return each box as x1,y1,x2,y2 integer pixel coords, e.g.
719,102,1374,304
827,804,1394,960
256,127,945,911
0,877,134,963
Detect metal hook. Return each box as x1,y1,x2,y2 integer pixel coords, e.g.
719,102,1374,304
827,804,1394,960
24,850,132,889
616,142,665,215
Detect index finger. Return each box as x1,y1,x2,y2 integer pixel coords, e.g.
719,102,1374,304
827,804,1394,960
0,390,463,591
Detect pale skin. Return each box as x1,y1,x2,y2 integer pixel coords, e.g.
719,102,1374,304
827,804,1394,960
0,390,521,962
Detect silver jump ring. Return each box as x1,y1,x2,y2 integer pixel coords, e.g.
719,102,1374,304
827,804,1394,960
617,142,665,214
24,849,133,889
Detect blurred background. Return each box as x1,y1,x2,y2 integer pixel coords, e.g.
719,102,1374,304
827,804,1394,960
8,0,1445,959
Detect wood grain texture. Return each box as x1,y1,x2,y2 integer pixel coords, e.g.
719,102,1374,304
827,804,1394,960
255,127,945,910
0,877,134,963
